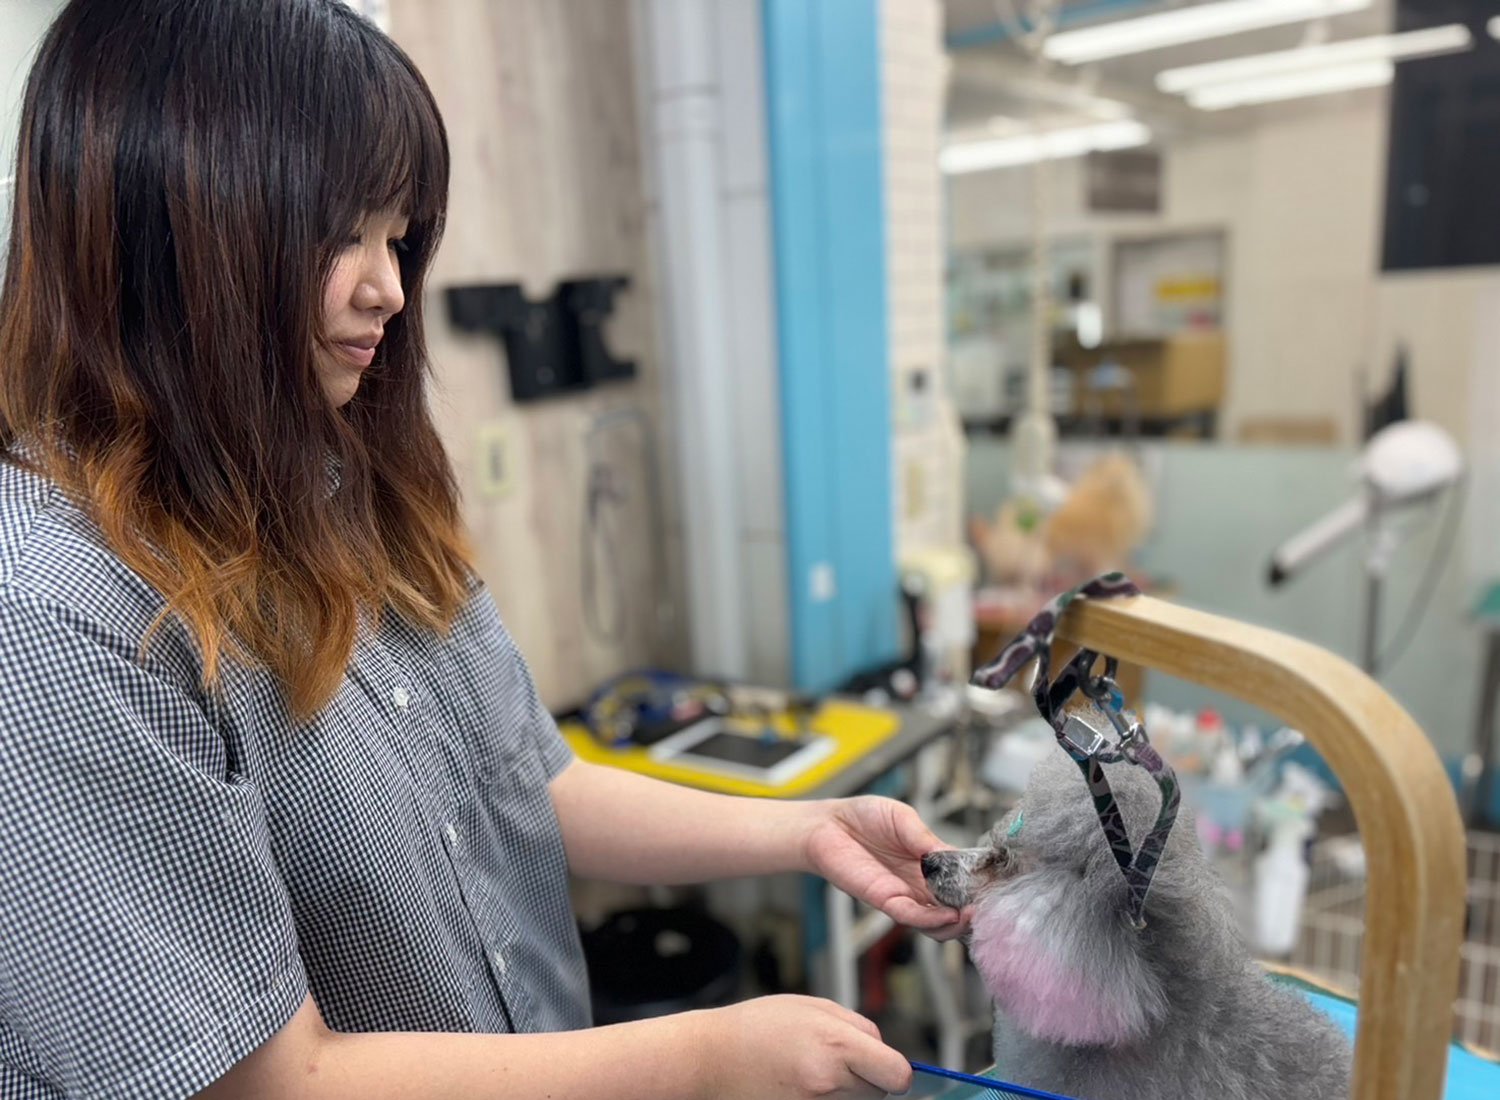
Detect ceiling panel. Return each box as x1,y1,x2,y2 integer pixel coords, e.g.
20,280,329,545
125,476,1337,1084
942,0,1399,136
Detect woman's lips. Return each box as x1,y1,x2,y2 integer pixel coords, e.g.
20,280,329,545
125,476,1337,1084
333,342,377,368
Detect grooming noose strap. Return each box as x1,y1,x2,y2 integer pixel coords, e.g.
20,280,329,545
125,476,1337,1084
971,573,1181,929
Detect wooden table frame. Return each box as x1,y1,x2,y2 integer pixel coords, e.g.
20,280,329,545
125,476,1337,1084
1058,595,1467,1100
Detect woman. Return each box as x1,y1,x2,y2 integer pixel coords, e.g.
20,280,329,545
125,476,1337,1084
0,2,966,1097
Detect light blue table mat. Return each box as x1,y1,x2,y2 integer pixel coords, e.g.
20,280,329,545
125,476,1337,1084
897,989,1499,1099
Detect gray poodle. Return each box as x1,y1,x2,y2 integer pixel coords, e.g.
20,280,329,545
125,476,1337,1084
921,747,1351,1100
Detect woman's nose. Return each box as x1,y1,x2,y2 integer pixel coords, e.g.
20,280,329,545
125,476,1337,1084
355,251,405,318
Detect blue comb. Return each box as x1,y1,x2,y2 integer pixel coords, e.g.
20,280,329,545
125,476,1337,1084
908,1061,1079,1100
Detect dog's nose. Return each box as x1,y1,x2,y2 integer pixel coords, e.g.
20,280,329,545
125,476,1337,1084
921,851,943,880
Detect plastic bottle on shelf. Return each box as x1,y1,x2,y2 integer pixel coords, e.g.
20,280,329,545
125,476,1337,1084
1254,813,1313,956
1239,723,1264,764
1169,710,1199,768
1196,708,1226,754
1207,740,1247,854
1144,703,1173,740
1210,738,1244,786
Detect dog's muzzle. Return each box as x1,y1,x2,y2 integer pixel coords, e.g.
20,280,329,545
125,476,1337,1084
922,849,977,909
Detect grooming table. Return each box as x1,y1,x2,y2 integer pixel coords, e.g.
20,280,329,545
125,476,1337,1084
558,698,906,799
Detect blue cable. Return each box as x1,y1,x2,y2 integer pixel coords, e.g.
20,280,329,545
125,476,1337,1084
908,1061,1079,1100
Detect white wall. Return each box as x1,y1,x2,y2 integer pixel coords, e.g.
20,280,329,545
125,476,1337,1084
712,0,791,688
1,0,64,251
884,0,967,557
946,94,1500,451
1,0,57,167
630,0,790,687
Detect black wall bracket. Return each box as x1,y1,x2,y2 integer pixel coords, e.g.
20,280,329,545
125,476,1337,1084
445,276,635,403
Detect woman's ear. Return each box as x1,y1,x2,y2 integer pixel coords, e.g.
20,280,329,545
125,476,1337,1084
968,887,1167,1048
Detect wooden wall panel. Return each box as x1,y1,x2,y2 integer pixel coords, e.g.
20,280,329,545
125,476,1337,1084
392,0,684,709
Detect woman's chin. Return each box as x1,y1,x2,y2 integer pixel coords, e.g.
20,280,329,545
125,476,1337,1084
317,364,364,408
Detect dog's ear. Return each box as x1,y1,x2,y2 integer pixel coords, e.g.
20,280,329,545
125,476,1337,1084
969,894,1167,1048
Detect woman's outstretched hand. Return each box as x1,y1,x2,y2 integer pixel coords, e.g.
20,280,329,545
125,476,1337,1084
803,796,970,942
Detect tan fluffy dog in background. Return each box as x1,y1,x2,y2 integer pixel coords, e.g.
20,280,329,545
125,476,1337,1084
1044,453,1152,577
972,453,1152,585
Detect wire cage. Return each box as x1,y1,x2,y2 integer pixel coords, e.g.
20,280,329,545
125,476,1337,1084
1292,830,1500,1055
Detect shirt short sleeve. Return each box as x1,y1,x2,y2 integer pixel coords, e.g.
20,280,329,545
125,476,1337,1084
523,670,574,782
0,591,308,1099
532,702,574,780
469,588,573,781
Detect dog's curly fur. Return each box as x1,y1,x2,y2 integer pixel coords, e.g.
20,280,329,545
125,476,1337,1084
923,747,1351,1100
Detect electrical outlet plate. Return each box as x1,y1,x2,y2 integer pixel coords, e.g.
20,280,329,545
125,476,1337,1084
904,459,927,522
809,562,837,603
475,422,514,499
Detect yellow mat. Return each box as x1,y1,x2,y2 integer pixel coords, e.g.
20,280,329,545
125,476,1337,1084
559,699,903,799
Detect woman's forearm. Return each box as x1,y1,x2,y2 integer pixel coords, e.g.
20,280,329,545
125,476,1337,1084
548,758,830,885
203,995,712,1100
316,1014,709,1099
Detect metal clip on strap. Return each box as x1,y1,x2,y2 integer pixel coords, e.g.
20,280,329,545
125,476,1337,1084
971,573,1180,929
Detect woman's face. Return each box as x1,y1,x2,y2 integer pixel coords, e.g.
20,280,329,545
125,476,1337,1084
318,209,410,407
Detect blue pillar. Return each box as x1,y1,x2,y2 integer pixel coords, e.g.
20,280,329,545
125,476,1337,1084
763,0,899,694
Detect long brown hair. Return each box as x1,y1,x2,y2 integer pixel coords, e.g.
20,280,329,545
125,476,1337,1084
0,0,473,720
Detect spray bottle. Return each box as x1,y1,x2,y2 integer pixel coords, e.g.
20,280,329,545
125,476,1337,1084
1253,811,1313,956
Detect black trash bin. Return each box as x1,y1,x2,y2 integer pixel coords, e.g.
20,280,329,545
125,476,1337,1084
582,905,742,1024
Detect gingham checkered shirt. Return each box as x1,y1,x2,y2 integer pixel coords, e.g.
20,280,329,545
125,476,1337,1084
0,456,590,1099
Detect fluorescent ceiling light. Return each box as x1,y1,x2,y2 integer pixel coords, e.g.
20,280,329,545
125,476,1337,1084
1044,0,1372,65
1186,58,1393,110
1158,24,1472,93
1490,15,1500,40
940,120,1151,174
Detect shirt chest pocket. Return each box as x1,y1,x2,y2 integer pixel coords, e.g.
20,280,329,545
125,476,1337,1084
428,642,533,789
360,626,526,791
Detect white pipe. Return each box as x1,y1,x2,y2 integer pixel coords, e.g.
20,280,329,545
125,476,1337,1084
1268,495,1368,585
634,0,749,680
828,881,859,1009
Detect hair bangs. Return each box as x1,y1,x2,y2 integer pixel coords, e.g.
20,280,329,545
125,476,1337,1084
321,12,448,262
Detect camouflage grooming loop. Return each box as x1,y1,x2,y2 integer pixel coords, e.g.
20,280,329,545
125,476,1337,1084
972,573,1180,929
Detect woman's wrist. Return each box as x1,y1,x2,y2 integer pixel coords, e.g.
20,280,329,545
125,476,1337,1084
788,797,839,877
667,1007,721,1100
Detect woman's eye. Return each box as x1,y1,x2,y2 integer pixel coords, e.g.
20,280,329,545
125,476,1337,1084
389,238,411,255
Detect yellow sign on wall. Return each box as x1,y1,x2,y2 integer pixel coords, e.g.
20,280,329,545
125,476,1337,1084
1156,276,1222,303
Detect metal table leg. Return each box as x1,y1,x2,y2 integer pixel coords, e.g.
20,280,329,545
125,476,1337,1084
1470,630,1500,828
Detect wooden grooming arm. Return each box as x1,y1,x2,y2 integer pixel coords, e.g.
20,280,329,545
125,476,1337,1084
1057,595,1467,1100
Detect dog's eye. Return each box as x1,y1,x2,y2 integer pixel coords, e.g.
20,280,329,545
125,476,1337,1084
983,847,1014,871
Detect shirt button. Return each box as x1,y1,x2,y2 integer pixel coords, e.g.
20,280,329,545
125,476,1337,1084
443,822,458,844
393,686,411,709
491,949,507,975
